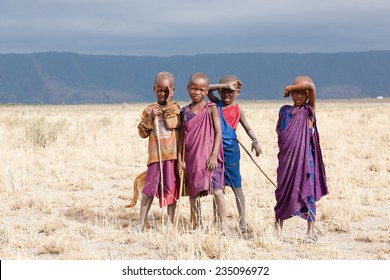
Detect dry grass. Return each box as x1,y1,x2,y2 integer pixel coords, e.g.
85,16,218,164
0,100,389,260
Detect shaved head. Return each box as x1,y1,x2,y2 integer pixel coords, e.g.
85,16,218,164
155,71,174,85
219,75,240,84
294,75,313,85
188,72,209,85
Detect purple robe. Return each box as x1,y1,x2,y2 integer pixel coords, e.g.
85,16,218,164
143,160,179,207
275,104,328,221
181,102,224,198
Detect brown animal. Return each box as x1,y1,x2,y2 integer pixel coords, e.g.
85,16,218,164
124,170,195,229
124,171,151,229
124,171,147,209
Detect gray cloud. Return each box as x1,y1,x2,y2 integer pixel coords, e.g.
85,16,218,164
0,0,389,55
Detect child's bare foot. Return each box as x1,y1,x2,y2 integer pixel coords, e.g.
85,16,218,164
239,218,250,232
239,222,253,234
303,234,318,244
304,222,317,243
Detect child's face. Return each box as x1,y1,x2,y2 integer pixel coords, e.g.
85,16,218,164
187,78,209,103
291,90,308,106
154,78,173,105
219,89,240,105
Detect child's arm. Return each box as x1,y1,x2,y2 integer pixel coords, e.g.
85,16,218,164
138,107,154,138
275,116,281,136
206,106,223,171
284,82,316,110
239,108,262,156
138,104,166,138
208,80,244,103
176,124,185,174
207,84,222,103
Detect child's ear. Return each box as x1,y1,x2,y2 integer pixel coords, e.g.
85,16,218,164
153,85,156,91
237,90,241,96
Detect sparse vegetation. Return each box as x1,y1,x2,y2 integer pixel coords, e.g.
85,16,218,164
0,100,388,260
25,117,67,147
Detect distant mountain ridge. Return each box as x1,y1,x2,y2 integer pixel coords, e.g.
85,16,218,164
0,51,389,104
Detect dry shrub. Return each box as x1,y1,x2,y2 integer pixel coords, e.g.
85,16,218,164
37,219,67,236
64,202,96,223
318,247,340,259
355,232,389,243
321,201,369,233
79,225,96,239
358,188,376,206
96,116,112,127
322,217,351,233
39,238,66,255
25,117,68,147
200,232,233,259
9,196,35,211
252,228,282,251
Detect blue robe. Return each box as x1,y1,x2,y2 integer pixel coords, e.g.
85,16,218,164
217,101,242,188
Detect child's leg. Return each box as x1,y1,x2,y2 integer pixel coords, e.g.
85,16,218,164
212,197,218,224
139,194,153,231
305,197,317,242
303,221,318,243
167,201,177,224
190,196,202,229
275,219,284,238
213,189,229,231
307,222,316,236
232,187,247,231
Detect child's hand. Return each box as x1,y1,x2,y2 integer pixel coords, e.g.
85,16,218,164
149,105,162,119
206,154,217,171
251,142,262,157
166,86,175,104
177,159,186,174
283,86,292,98
228,80,243,91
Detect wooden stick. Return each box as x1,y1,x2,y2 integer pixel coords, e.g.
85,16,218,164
174,138,185,227
154,116,165,227
237,139,277,188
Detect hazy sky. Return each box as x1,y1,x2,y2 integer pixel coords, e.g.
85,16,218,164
1,0,389,56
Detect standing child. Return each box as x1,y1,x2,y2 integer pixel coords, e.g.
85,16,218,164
208,75,262,234
177,72,229,233
137,71,181,231
275,75,328,243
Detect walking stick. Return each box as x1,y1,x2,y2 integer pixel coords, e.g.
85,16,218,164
237,139,277,188
154,116,165,227
174,138,185,227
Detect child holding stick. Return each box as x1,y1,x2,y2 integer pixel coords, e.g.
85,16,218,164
208,75,262,234
137,72,181,231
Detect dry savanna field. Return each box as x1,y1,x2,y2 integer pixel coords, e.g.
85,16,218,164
0,99,389,260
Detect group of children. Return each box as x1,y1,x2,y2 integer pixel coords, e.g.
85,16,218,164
136,71,328,242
